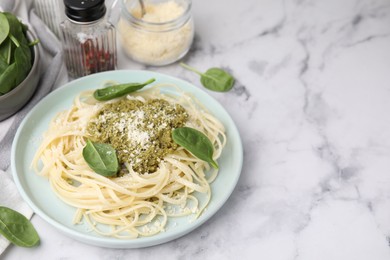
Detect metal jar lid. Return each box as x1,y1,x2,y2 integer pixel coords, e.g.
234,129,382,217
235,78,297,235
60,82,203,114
64,0,106,22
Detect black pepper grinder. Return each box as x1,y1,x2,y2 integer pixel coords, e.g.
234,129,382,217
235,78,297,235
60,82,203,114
60,0,117,78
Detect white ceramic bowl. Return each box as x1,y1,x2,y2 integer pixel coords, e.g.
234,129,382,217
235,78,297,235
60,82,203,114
0,29,40,121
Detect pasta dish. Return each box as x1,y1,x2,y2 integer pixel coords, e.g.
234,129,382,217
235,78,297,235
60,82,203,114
32,82,226,238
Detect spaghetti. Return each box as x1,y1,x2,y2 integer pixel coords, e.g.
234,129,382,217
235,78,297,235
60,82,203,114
32,83,226,238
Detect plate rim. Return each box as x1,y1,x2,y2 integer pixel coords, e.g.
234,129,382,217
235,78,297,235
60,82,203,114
11,70,243,248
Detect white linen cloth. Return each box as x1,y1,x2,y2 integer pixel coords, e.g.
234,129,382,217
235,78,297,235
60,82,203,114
0,0,67,254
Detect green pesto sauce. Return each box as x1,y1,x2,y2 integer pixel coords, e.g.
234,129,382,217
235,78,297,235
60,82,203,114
87,99,188,174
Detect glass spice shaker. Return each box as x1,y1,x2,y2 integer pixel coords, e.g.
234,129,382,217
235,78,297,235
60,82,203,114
60,0,117,78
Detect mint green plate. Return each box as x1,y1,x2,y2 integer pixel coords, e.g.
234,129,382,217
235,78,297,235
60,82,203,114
11,70,243,248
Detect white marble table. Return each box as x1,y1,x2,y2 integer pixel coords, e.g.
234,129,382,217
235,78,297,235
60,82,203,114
4,0,390,259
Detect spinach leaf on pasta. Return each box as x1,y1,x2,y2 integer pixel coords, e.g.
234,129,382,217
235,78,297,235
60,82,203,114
83,139,120,177
172,127,218,169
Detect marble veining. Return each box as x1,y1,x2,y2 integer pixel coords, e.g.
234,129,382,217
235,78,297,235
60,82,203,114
3,0,390,259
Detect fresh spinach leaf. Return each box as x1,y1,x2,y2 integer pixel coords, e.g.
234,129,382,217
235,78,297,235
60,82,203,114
0,38,12,64
0,13,9,45
14,44,32,85
0,206,40,247
8,34,20,47
28,39,40,47
180,63,235,92
0,62,18,94
172,127,218,169
82,139,120,177
3,12,28,46
0,44,32,94
93,78,156,101
0,58,8,74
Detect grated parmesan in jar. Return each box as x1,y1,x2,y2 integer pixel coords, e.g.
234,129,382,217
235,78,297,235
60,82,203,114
118,0,194,66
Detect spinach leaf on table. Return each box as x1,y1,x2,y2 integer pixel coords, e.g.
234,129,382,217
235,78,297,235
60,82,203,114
180,63,235,92
0,206,40,247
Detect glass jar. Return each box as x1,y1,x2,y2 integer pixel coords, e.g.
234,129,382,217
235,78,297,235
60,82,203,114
60,0,117,78
117,0,194,66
